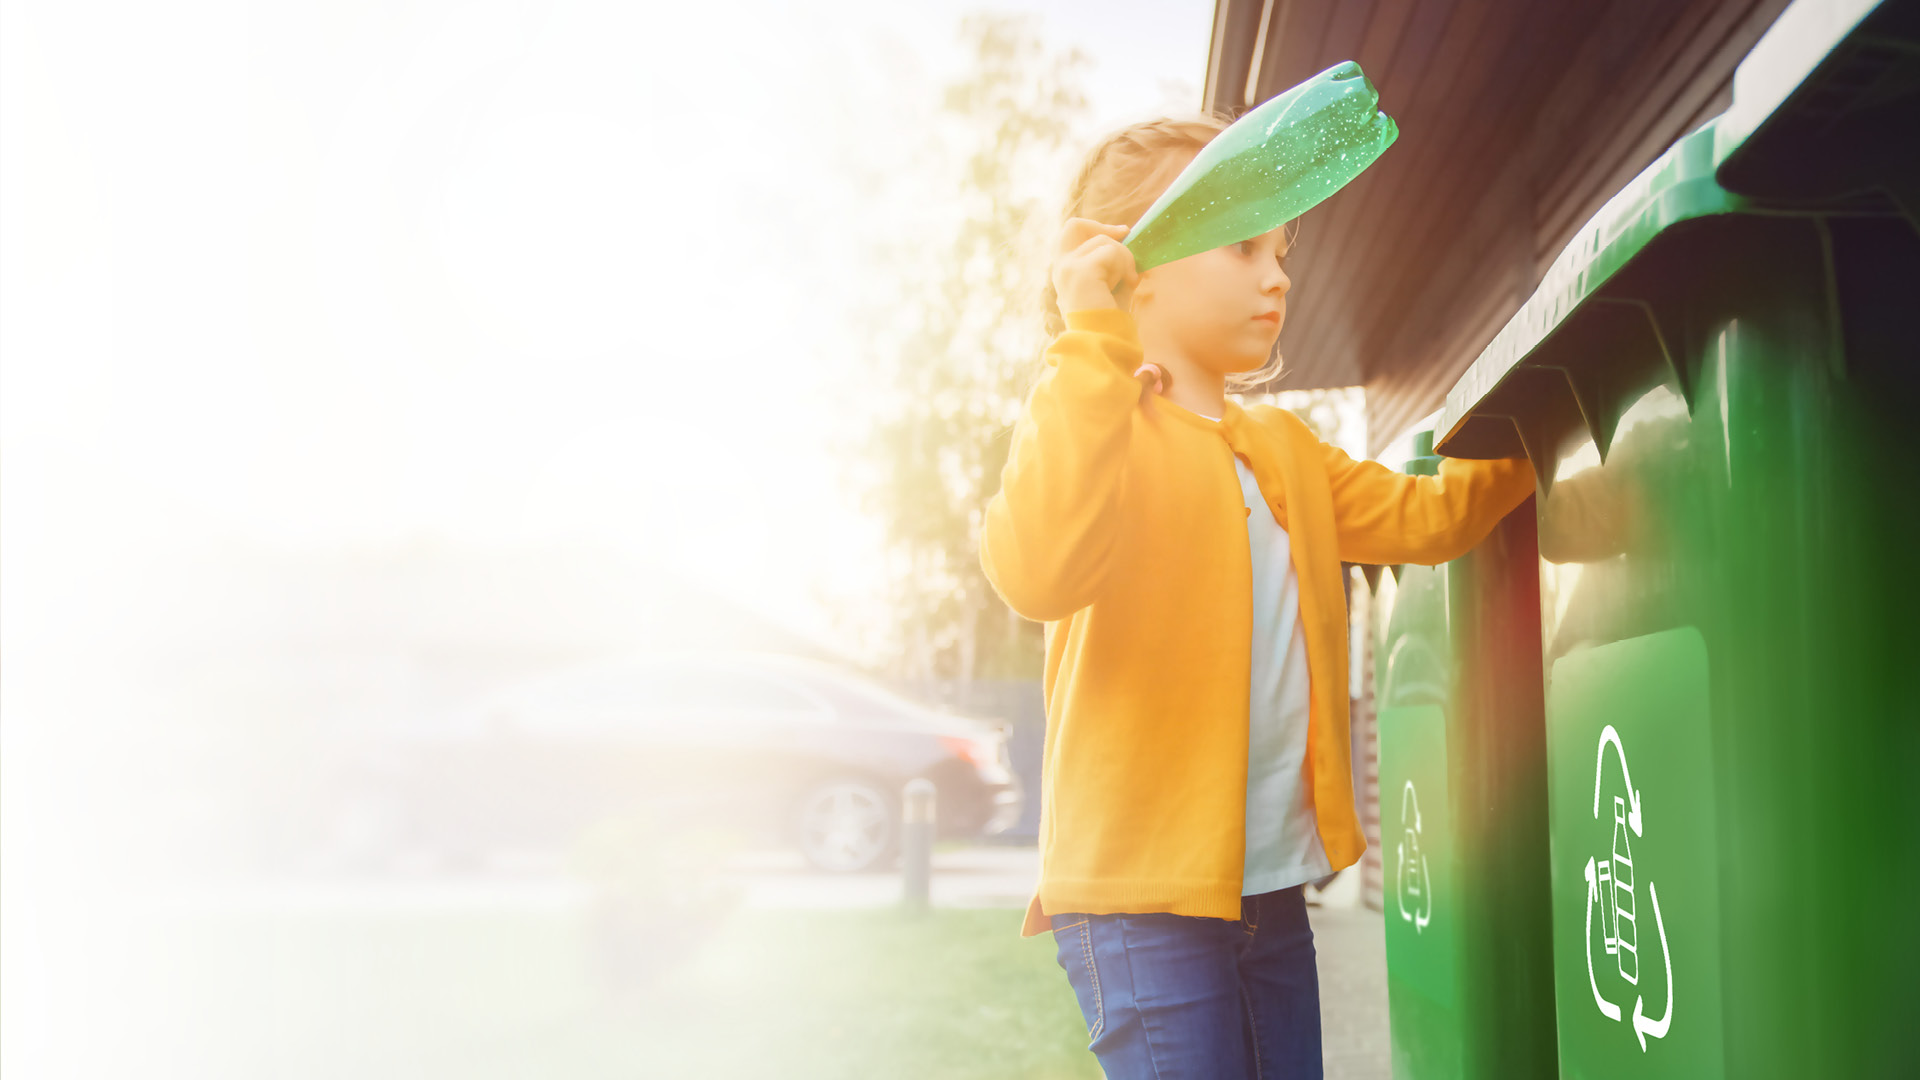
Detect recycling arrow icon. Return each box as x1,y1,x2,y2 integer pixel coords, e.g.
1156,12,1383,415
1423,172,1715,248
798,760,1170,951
1395,780,1432,933
1584,724,1673,1052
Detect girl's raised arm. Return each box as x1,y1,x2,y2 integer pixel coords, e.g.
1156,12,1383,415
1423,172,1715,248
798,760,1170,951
1319,439,1536,567
978,306,1145,622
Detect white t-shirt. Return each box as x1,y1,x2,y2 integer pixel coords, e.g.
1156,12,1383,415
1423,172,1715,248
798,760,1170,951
1197,410,1331,895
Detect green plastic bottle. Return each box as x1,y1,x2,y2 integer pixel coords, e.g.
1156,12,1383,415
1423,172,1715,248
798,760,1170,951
1123,60,1399,272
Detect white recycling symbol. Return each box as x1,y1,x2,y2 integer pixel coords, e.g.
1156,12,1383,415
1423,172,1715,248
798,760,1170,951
1584,724,1673,1052
1395,780,1432,933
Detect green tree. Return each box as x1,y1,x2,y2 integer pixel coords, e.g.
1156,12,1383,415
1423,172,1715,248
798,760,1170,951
837,14,1088,682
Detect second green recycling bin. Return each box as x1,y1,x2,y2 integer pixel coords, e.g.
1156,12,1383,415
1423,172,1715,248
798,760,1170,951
1375,432,1557,1080
1432,0,1920,1075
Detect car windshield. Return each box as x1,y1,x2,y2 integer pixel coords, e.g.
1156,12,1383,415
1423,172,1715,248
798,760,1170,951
498,663,823,736
772,662,958,723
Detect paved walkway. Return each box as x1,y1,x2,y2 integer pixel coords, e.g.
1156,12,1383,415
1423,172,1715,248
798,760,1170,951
719,844,1039,909
1309,903,1392,1080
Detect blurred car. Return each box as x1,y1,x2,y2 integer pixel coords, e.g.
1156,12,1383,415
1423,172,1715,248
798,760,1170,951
326,650,1021,874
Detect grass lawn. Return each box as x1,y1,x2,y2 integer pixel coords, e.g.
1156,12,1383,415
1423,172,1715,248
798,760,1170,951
129,897,1102,1080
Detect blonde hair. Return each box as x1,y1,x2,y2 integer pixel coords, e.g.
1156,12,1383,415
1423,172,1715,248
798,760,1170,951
1041,112,1298,394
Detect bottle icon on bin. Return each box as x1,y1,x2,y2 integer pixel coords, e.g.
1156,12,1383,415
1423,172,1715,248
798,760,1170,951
1598,795,1639,985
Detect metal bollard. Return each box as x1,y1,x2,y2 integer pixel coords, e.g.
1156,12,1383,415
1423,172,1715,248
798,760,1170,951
901,778,936,913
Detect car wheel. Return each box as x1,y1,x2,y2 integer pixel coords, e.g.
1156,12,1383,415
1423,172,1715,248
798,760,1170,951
794,777,897,873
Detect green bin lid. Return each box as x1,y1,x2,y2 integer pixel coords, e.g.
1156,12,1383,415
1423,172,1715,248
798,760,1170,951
1713,0,1918,204
1433,0,1916,475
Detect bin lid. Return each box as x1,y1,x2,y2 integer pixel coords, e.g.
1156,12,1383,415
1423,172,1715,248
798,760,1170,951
1432,0,1915,465
1714,0,1917,200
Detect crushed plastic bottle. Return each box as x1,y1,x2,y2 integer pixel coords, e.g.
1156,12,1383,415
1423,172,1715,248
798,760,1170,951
1123,60,1399,272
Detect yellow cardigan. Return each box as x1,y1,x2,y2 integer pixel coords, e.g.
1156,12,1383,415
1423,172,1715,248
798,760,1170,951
980,307,1536,938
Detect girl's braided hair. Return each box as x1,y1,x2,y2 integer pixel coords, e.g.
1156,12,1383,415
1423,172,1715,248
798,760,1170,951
1040,112,1297,394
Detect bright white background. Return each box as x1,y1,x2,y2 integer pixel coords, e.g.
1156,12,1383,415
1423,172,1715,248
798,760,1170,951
3,0,1209,649
3,3,1212,1076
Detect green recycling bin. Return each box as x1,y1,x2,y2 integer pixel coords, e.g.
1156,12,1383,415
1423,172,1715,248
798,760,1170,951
1433,1,1920,1076
1375,432,1557,1080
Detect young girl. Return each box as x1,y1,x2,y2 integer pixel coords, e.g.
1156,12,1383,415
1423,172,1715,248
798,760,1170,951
978,114,1536,1078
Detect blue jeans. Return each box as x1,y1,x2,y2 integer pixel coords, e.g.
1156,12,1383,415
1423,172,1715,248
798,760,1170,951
1049,885,1322,1079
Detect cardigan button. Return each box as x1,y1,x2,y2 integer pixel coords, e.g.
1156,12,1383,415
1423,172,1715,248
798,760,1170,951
1244,506,1252,517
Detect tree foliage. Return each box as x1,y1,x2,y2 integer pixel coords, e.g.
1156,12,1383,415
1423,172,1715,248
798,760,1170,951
838,14,1088,681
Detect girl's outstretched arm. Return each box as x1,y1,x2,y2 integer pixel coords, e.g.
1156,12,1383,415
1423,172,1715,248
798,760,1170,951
978,308,1144,622
1320,439,1536,567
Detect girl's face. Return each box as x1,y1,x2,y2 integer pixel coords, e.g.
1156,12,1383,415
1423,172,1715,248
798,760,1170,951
1129,223,1292,376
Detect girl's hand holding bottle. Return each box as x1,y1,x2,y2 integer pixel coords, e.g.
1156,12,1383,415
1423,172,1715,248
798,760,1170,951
1052,218,1140,316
